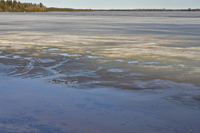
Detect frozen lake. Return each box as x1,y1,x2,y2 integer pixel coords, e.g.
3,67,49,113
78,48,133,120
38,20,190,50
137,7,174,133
0,11,200,133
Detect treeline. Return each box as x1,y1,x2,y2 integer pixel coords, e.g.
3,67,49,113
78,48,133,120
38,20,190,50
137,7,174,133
45,8,200,12
94,8,200,11
0,0,49,12
48,7,93,12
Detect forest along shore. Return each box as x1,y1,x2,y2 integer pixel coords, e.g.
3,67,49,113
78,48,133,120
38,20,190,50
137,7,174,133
0,0,49,12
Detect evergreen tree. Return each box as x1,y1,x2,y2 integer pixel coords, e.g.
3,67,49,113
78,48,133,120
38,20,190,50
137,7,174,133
6,0,12,7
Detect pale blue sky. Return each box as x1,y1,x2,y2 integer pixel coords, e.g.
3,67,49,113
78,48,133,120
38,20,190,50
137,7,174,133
20,0,200,9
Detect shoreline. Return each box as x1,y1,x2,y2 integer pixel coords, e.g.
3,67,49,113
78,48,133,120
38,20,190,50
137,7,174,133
92,9,200,11
1,8,200,12
48,8,200,12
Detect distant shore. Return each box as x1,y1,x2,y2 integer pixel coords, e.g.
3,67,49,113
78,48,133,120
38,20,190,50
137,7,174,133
48,8,200,12
92,9,200,11
48,7,92,12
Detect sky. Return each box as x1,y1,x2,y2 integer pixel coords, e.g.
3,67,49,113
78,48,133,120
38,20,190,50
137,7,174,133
20,0,200,9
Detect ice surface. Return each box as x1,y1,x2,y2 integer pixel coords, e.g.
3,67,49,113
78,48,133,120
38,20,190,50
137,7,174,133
1,12,200,133
0,11,199,86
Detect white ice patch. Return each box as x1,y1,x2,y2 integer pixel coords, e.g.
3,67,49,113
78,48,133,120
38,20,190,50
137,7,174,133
51,53,82,57
0,55,9,59
128,61,161,65
43,48,59,51
140,62,161,65
13,55,21,59
116,59,126,62
24,57,33,60
86,55,103,59
128,61,139,64
107,68,130,73
85,51,92,53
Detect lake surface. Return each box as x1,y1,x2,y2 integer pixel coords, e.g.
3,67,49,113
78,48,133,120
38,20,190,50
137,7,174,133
0,11,200,133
